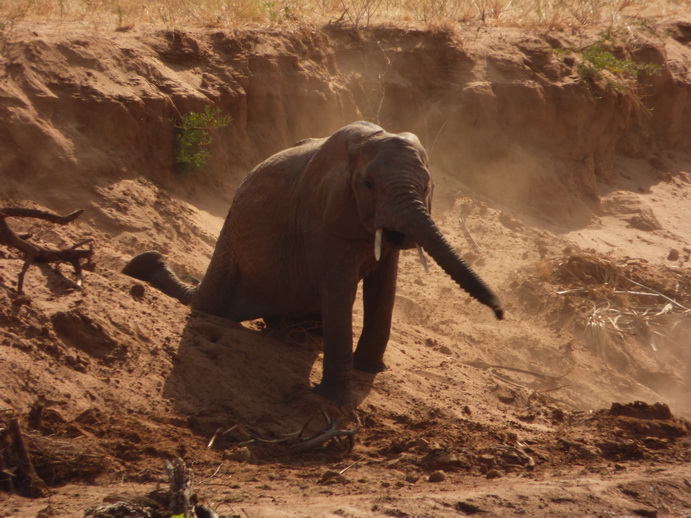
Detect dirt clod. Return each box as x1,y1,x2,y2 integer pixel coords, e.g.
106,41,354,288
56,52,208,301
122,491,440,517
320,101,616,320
427,471,446,483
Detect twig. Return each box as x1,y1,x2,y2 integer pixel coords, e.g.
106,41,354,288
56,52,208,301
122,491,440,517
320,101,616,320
246,408,361,452
207,427,223,449
612,290,667,297
295,409,361,452
622,275,688,310
375,40,391,124
0,207,93,293
338,458,362,476
197,463,225,486
0,208,84,224
557,288,586,295
428,119,448,158
534,385,569,394
417,246,430,273
462,360,559,381
492,370,531,388
458,216,481,251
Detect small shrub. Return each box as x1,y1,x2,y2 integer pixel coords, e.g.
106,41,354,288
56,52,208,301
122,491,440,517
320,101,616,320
172,105,231,175
577,45,660,85
337,0,385,26
556,28,663,93
264,1,300,21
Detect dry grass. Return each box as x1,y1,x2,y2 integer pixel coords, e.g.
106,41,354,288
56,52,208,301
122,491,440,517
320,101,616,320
0,0,688,30
552,252,690,357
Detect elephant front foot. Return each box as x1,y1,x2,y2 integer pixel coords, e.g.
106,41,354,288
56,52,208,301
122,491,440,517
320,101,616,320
312,380,354,407
353,353,387,374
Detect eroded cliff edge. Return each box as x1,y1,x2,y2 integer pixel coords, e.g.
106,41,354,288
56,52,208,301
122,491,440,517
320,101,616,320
1,21,690,223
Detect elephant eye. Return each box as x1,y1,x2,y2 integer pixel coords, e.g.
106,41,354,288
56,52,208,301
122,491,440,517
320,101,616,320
364,179,374,189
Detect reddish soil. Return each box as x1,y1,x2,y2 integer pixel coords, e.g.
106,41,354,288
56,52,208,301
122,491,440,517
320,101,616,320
1,19,690,517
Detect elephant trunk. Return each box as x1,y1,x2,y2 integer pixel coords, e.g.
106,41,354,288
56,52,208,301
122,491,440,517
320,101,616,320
396,206,503,319
122,251,197,305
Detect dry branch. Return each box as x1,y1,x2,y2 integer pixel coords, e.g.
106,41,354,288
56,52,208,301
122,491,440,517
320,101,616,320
0,208,93,293
458,216,481,251
0,424,14,493
8,418,48,498
246,408,361,452
462,360,560,382
622,275,688,310
165,456,194,518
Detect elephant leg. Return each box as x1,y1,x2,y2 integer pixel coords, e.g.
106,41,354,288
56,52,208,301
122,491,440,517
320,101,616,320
190,230,237,317
354,250,399,373
313,281,357,405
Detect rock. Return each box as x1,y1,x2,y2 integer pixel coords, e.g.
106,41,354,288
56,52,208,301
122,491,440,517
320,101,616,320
626,209,661,231
608,401,672,420
421,449,466,471
319,470,348,484
225,446,253,463
428,471,446,483
194,505,219,518
486,469,503,479
403,438,430,452
130,283,146,298
405,472,420,483
478,454,496,466
667,249,680,261
456,501,485,514
499,212,522,231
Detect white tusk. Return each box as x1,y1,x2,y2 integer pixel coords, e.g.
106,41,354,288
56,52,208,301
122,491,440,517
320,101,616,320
374,228,383,261
417,245,429,273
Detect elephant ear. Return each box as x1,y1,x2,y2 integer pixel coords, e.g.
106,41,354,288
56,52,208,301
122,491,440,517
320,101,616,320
310,122,383,240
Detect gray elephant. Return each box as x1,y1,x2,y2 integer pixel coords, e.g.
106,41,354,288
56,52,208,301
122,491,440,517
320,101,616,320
124,121,503,405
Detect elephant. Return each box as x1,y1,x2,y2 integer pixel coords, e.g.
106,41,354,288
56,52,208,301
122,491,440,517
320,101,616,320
123,121,503,405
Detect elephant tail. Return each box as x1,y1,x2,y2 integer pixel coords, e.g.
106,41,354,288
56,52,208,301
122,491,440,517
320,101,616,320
122,251,197,305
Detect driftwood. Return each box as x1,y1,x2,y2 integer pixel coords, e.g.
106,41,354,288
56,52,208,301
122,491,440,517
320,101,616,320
0,414,14,493
8,418,48,498
0,208,93,293
244,408,362,453
165,456,194,518
84,458,218,518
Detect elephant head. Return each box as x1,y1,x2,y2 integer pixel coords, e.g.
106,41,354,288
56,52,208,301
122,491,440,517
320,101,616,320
315,121,503,319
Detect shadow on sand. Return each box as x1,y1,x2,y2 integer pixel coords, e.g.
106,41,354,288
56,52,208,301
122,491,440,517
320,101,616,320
162,311,375,442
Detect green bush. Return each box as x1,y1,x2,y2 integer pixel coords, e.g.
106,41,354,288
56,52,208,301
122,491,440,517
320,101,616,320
577,45,661,87
576,28,661,91
173,106,231,175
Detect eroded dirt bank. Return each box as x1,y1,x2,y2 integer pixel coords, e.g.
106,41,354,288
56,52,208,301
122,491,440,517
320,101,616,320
1,20,690,517
2,21,691,221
